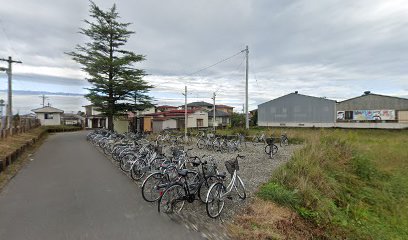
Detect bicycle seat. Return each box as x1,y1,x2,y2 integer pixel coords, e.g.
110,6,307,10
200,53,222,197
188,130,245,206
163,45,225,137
178,169,189,177
217,172,227,179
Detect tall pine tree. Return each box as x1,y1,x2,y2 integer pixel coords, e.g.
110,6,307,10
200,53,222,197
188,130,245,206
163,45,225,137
67,1,152,130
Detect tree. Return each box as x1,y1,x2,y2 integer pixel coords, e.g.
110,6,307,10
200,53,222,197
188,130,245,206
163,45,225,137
67,1,152,130
231,112,245,128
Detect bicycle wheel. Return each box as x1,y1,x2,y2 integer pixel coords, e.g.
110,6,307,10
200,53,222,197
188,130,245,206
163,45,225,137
234,175,246,200
142,172,168,202
197,139,205,149
130,159,147,181
158,183,185,214
269,144,278,158
264,145,271,154
282,138,289,146
206,182,226,218
120,154,134,172
198,176,217,203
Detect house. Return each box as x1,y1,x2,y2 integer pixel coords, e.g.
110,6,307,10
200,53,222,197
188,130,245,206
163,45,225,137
258,92,337,127
157,105,178,112
215,105,234,114
32,106,64,126
61,113,84,126
147,109,208,133
83,105,107,128
181,102,234,128
208,110,231,127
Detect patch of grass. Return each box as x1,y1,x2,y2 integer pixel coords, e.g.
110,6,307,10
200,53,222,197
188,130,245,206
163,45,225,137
0,127,49,191
257,182,300,208
255,128,408,239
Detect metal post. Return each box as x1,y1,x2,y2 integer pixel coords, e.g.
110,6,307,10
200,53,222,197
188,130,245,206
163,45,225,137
0,56,22,130
212,92,216,131
7,57,12,129
245,45,249,129
184,86,187,140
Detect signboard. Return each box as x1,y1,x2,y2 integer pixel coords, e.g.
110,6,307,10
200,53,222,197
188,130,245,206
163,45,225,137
337,111,345,120
353,110,395,121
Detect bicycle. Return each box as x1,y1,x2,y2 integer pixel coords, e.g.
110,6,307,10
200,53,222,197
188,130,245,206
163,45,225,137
280,133,289,147
265,138,279,158
205,154,246,218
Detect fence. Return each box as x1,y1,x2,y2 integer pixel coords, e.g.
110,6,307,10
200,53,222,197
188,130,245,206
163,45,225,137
0,118,41,140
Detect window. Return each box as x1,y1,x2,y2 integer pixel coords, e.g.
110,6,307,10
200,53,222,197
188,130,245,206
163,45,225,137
44,113,54,119
196,119,203,127
345,111,353,120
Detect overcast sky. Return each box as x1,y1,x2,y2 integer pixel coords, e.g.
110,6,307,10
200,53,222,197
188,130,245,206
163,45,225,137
1,0,408,114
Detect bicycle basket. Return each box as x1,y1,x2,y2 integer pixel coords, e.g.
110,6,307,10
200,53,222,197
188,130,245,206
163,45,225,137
266,138,274,145
225,159,239,175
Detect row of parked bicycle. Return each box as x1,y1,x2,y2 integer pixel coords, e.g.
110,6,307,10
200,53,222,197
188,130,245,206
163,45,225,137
156,130,290,158
87,129,247,218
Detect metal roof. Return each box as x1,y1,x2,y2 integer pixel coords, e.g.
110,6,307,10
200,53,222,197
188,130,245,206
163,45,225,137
208,110,230,117
32,106,64,113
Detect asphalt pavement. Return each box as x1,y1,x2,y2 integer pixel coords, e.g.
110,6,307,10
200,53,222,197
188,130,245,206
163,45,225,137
0,131,204,240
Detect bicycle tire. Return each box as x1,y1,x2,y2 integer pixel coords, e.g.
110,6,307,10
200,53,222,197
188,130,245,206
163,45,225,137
198,175,217,203
130,159,147,180
158,183,185,214
206,182,226,218
234,175,246,200
269,144,278,158
141,172,168,202
197,139,205,149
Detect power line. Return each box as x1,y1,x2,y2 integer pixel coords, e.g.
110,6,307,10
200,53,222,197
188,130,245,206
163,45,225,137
181,50,245,84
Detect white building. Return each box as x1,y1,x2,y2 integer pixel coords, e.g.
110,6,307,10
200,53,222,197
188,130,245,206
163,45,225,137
83,105,107,128
32,106,64,126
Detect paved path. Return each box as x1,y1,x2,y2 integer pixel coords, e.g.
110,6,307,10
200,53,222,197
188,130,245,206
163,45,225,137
0,131,203,240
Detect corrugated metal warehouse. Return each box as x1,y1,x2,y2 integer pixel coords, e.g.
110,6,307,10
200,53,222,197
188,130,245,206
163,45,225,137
258,92,336,127
336,91,408,128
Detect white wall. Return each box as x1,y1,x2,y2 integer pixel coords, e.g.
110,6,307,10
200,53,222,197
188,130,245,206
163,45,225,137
258,121,408,129
187,111,208,128
36,113,61,126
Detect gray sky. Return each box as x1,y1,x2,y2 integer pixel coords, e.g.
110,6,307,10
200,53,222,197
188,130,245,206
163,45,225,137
1,0,408,114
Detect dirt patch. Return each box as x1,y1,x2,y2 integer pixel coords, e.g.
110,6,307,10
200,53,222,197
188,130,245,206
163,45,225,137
228,198,326,240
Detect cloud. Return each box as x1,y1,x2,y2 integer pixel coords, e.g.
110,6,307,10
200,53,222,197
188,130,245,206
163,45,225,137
0,0,407,112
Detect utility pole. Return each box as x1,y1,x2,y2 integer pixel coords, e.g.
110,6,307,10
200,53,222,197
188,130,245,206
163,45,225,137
39,94,49,107
245,45,249,129
0,99,4,129
0,56,22,129
183,86,188,140
212,92,216,131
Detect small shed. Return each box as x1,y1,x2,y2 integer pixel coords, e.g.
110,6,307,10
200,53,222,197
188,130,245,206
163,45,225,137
32,106,64,126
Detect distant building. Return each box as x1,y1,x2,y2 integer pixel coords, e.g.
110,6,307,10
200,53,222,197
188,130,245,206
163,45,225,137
336,91,408,128
32,106,64,126
83,105,107,128
146,109,208,132
181,102,234,128
258,92,336,127
258,91,408,129
62,113,83,126
208,110,231,127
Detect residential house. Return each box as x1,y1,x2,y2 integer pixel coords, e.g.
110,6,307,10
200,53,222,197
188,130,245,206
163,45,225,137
147,109,208,133
181,101,234,128
32,106,64,126
83,105,107,128
62,113,84,126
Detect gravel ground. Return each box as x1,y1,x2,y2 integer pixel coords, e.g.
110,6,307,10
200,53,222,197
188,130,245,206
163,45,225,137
97,141,302,240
